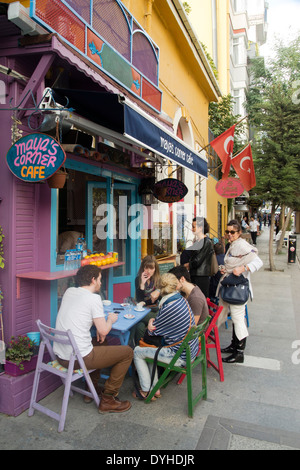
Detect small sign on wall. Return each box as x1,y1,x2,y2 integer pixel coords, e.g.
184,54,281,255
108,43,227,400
215,177,244,199
6,133,66,183
153,178,188,203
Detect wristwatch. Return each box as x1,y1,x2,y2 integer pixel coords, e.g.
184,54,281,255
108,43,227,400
244,265,249,272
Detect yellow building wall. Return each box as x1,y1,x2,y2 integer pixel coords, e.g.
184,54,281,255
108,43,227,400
126,0,218,158
124,1,229,238
207,176,228,239
187,0,230,235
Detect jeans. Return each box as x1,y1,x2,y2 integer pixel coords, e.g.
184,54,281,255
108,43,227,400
134,346,186,392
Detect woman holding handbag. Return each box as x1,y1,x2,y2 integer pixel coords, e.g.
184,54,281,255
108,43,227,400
133,273,197,400
216,220,263,364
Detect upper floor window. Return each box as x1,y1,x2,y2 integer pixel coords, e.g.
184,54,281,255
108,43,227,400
59,0,159,86
233,0,247,13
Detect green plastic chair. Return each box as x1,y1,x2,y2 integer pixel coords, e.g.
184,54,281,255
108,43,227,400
144,316,210,418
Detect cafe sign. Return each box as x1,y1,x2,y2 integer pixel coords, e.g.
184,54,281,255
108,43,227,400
216,177,244,199
153,178,188,203
6,133,66,183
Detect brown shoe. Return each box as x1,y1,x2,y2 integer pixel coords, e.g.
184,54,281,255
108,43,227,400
98,394,132,414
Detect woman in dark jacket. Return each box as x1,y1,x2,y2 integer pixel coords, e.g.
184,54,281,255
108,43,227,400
188,217,214,298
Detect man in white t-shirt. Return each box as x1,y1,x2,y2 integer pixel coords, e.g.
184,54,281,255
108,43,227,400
54,265,133,414
249,216,260,245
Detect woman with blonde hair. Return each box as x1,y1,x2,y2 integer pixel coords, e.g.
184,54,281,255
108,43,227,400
133,273,197,400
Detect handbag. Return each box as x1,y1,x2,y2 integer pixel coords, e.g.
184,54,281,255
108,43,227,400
139,330,164,348
219,273,250,305
210,252,219,276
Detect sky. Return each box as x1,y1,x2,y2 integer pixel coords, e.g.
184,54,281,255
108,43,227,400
260,0,300,60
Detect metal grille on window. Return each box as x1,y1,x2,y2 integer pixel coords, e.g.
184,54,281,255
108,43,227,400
93,0,131,61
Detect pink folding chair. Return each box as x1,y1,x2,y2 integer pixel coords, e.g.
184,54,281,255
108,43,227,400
28,320,100,432
177,299,224,384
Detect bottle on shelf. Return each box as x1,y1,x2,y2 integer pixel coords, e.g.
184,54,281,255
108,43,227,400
64,250,70,270
76,237,83,252
82,238,87,258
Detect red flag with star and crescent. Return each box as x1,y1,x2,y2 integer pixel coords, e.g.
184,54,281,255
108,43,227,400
231,144,256,191
210,125,236,178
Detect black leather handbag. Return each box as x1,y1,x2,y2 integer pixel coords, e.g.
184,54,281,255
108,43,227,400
220,273,250,305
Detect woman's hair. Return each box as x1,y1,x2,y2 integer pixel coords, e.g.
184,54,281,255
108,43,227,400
193,217,210,234
160,273,179,297
137,255,161,288
75,265,101,287
227,219,242,232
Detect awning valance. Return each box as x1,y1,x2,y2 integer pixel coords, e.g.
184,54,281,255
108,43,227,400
52,89,207,178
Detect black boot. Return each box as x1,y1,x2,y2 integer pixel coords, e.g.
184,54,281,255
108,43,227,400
222,338,246,364
221,326,238,354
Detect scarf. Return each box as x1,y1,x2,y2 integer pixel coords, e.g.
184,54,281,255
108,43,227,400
224,237,258,274
158,292,181,308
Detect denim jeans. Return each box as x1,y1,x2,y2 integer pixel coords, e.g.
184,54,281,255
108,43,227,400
134,346,186,392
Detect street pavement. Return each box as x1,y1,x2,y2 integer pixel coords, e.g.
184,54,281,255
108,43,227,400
0,226,300,451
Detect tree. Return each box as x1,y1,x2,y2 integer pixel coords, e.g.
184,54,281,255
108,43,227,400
183,2,191,15
246,37,300,270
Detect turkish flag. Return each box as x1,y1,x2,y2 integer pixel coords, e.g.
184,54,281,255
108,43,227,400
210,125,236,178
231,144,256,191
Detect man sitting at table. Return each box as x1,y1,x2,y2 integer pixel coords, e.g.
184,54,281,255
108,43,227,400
169,265,209,325
54,265,133,414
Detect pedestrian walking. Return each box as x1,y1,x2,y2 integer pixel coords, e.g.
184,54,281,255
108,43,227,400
249,216,260,245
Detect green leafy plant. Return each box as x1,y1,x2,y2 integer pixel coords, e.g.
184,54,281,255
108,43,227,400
5,336,35,370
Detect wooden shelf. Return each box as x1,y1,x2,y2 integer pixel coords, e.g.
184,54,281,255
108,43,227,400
16,262,125,299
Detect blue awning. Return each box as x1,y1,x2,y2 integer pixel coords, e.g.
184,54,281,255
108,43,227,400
52,89,207,177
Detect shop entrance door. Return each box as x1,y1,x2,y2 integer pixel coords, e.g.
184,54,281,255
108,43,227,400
86,181,140,301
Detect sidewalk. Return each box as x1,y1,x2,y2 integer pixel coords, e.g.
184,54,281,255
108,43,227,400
0,227,300,451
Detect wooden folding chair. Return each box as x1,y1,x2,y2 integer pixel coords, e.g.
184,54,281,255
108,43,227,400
177,299,224,384
144,316,210,418
28,320,100,432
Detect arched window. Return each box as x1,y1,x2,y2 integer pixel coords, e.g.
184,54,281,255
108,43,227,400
93,0,131,61
132,31,158,85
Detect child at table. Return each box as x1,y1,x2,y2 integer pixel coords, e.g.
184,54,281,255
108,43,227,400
130,256,161,347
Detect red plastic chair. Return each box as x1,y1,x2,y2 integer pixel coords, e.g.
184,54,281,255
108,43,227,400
177,298,224,384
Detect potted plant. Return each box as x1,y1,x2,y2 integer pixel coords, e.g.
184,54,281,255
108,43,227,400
4,335,38,376
47,168,68,189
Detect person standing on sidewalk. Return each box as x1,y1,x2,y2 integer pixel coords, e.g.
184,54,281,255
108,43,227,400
188,217,214,298
249,216,260,245
216,220,263,363
54,265,133,414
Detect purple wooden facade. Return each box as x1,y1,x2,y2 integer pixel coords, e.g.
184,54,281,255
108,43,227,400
0,26,131,414
0,3,182,415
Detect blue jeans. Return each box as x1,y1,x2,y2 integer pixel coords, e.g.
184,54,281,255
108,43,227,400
134,346,186,392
